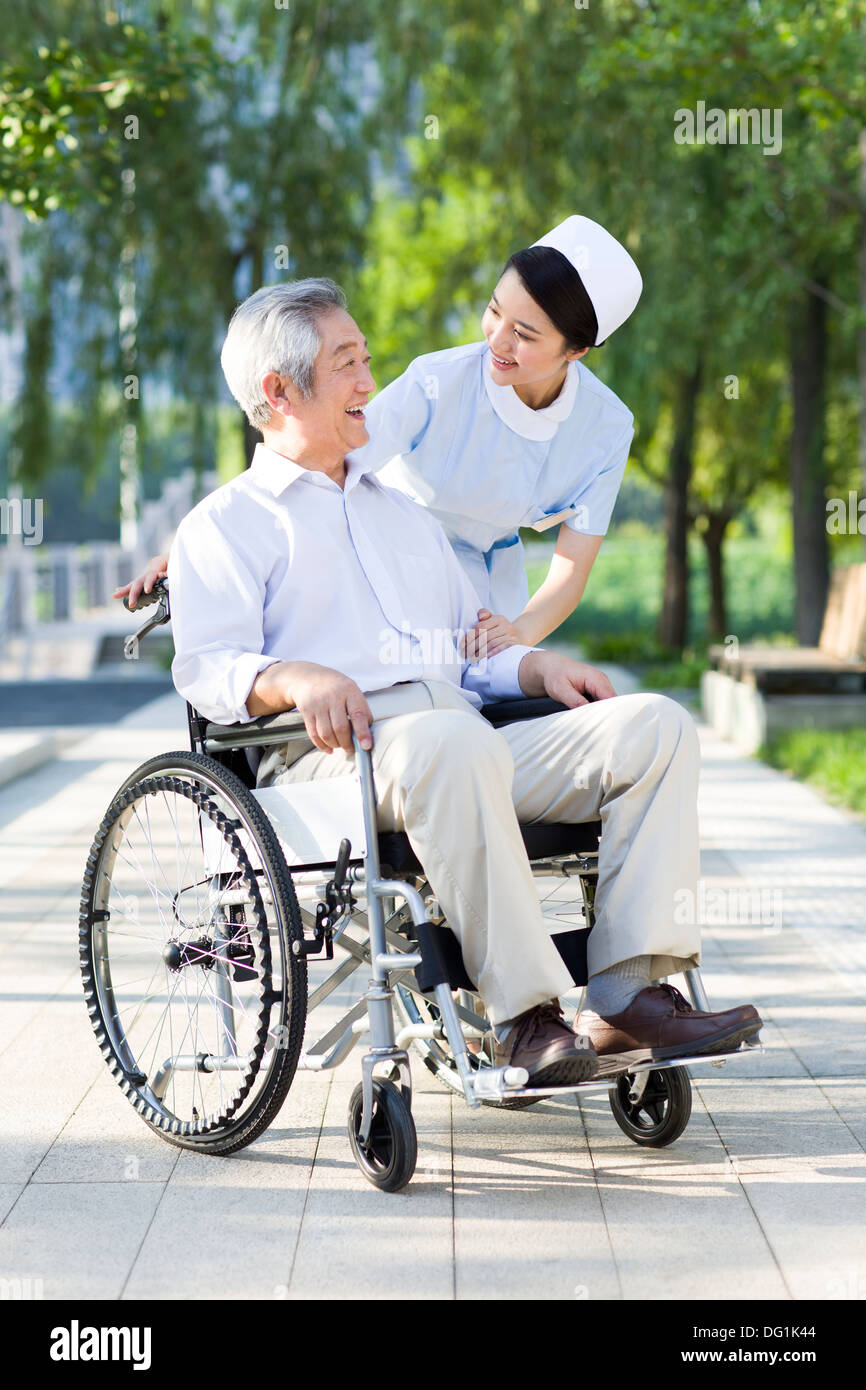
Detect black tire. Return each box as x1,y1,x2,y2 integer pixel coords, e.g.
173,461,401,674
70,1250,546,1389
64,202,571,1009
80,751,306,1155
347,1079,417,1192
608,1066,692,1147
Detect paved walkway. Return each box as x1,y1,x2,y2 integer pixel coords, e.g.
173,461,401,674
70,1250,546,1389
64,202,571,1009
1,689,865,1301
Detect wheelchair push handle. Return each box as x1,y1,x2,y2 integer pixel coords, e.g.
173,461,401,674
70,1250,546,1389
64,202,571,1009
123,577,169,613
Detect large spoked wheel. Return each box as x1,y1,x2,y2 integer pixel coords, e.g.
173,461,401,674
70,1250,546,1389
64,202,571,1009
80,751,306,1154
347,1079,417,1192
608,1067,692,1147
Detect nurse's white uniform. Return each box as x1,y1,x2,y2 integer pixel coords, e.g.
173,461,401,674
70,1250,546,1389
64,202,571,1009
349,340,634,618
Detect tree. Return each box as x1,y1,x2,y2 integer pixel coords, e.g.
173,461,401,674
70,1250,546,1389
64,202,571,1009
0,1,410,505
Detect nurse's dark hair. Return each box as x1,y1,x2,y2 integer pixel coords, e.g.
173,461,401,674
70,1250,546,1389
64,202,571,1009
504,246,601,351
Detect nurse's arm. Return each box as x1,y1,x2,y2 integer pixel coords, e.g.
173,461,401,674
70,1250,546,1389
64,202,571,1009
510,526,603,647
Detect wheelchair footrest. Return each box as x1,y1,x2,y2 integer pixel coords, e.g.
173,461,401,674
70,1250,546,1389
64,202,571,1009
470,1071,613,1103
621,1040,765,1075
466,1041,764,1103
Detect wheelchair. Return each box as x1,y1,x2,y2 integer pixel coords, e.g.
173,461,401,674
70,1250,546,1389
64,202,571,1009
79,581,760,1192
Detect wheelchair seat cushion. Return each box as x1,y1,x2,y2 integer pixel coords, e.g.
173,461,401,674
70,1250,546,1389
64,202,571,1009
378,820,599,877
480,697,571,726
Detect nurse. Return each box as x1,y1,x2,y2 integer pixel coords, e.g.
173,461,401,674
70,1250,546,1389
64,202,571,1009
118,215,641,655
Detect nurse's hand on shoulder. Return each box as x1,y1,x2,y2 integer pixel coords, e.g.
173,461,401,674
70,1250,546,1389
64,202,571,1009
461,609,520,660
519,650,617,707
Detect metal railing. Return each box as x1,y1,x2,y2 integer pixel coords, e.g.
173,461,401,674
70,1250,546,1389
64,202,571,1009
0,470,215,644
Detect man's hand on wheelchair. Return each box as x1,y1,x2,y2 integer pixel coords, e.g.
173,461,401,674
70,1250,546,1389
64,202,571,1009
518,650,617,706
247,660,374,754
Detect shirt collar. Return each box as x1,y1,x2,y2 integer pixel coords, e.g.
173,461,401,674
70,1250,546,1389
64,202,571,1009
481,345,580,441
250,441,376,496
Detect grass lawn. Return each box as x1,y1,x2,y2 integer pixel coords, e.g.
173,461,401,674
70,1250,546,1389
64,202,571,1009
525,530,795,685
762,728,866,819
526,531,794,646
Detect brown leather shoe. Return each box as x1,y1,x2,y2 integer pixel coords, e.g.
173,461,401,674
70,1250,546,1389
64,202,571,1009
577,984,762,1077
493,1002,598,1086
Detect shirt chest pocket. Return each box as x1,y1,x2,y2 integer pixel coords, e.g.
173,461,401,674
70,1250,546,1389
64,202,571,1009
523,503,580,533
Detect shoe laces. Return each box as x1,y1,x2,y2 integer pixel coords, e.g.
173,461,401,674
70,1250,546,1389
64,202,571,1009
657,982,694,1015
511,1001,566,1049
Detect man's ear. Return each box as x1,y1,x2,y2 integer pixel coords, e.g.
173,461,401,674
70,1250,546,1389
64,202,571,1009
261,371,297,418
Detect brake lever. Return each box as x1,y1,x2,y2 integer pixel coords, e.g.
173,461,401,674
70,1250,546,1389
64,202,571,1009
123,581,171,659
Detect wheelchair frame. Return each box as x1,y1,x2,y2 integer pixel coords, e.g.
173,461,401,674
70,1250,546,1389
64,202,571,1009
80,582,761,1192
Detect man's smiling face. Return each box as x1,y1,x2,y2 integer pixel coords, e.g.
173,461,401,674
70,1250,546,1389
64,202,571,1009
293,308,376,462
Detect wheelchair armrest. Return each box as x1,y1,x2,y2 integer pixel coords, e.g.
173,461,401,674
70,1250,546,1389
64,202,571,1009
202,683,441,752
204,688,574,752
204,708,310,751
479,697,571,727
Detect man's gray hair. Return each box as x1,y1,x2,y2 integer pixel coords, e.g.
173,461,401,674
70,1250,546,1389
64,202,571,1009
220,278,348,428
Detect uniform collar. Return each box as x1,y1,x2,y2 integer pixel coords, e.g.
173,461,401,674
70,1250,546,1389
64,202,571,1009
250,441,375,496
481,345,580,441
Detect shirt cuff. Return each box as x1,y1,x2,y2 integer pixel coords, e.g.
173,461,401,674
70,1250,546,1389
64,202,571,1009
234,654,283,723
464,643,536,702
172,652,281,726
563,508,603,534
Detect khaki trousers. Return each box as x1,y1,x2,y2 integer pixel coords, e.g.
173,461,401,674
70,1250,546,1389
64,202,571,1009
260,681,701,1025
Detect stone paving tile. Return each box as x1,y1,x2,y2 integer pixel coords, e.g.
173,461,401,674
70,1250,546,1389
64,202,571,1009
810,1078,866,1148
580,1079,789,1300
693,1078,866,1173
0,881,81,953
697,726,866,1003
0,960,84,1057
287,1068,454,1301
123,1070,330,1301
451,1093,621,1301
0,1185,24,1225
0,990,105,1186
592,1171,789,1301
32,1067,181,1186
736,1169,866,1303
0,1182,164,1299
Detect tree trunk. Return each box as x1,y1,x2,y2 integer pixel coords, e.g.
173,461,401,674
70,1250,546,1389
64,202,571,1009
222,236,267,470
659,359,702,649
789,280,829,644
859,127,866,552
701,510,731,640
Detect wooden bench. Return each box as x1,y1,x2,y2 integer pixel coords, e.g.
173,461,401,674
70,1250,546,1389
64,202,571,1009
707,563,866,695
702,563,866,751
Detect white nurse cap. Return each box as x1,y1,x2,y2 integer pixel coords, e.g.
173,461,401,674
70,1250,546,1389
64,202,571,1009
531,214,642,345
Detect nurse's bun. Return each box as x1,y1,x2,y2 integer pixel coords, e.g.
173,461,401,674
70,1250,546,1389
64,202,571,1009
505,246,601,351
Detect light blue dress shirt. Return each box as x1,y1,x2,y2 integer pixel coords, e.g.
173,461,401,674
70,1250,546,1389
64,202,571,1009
168,444,535,725
349,340,634,617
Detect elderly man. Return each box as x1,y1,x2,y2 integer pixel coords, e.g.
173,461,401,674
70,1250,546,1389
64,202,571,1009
168,279,761,1088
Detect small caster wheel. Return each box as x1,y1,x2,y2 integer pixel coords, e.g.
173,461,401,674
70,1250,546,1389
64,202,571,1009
608,1067,692,1147
348,1078,417,1192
